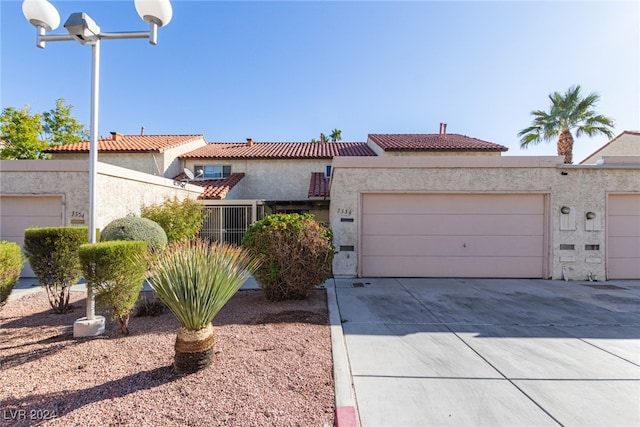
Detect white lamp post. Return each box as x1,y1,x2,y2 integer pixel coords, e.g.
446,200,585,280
22,0,172,337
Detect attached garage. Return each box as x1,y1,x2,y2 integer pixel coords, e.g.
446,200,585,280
0,195,64,277
361,193,548,278
607,194,640,279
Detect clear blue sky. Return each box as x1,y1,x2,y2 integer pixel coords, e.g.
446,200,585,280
2,0,638,162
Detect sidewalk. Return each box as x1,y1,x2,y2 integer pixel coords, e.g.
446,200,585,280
9,275,262,302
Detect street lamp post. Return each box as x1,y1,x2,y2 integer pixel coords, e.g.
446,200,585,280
22,0,172,337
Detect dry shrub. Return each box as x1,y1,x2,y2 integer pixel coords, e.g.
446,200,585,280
242,213,334,301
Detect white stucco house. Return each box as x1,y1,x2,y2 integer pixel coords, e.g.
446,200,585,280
1,126,638,280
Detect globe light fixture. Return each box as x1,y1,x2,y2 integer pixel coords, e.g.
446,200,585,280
22,0,172,337
22,0,60,31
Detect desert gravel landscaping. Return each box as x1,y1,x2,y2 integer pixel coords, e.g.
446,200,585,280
1,289,334,426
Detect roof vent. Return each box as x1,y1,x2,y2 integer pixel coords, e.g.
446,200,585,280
110,131,123,141
246,138,254,147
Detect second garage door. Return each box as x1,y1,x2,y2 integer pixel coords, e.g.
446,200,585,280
361,193,547,278
0,195,64,277
607,194,640,279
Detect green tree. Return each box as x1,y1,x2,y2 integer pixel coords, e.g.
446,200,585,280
0,99,88,160
329,128,342,142
518,85,615,164
0,106,46,159
42,98,88,147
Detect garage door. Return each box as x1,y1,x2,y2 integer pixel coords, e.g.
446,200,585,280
0,195,64,277
607,194,640,279
361,193,546,277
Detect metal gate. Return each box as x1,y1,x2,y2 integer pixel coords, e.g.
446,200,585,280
199,203,265,246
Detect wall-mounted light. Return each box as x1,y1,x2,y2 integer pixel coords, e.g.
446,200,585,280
586,211,596,220
560,206,571,214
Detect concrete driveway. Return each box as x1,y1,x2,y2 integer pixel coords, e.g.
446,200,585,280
334,278,640,427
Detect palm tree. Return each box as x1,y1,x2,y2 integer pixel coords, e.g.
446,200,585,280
518,85,614,164
329,128,342,142
148,239,260,374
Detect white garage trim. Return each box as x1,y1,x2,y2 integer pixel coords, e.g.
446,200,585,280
607,194,640,279
0,195,64,277
360,193,549,278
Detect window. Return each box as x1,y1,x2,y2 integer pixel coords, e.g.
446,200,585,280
194,165,231,179
325,165,332,178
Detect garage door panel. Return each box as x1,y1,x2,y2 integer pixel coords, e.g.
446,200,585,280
608,237,640,258
362,235,544,257
0,197,62,216
1,216,62,236
0,196,63,277
362,214,543,236
608,195,640,279
608,195,640,215
362,255,543,278
607,216,640,236
363,194,544,215
607,259,640,279
361,193,546,278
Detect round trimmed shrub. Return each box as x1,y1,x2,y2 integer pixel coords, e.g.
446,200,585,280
100,217,167,252
0,241,24,307
242,213,334,301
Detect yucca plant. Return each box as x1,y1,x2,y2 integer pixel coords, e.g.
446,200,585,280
147,239,260,374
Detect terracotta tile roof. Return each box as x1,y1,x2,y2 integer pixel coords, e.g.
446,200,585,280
43,134,205,153
173,172,245,200
308,172,330,198
368,134,508,152
180,142,376,159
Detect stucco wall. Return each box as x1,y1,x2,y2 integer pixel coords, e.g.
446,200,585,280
51,152,161,176
184,158,331,200
162,138,208,178
581,132,640,164
329,156,640,280
97,163,203,226
0,160,202,231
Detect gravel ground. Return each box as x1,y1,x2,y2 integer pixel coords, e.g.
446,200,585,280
0,289,334,427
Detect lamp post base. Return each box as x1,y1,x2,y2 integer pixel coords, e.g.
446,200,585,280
73,316,106,337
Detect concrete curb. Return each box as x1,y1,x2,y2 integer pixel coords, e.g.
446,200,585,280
326,278,361,427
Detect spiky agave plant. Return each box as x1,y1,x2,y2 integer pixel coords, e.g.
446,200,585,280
148,239,260,374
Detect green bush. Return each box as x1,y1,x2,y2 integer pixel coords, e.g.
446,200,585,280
141,197,208,242
23,227,90,313
0,241,24,307
242,213,334,301
100,217,167,252
79,241,148,334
